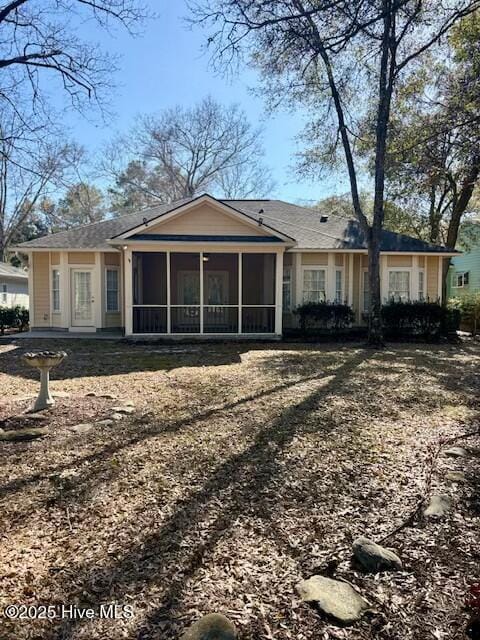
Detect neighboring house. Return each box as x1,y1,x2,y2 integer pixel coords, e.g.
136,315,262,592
0,263,29,309
447,246,480,299
14,194,456,337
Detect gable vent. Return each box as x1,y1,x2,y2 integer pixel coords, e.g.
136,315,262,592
320,215,329,223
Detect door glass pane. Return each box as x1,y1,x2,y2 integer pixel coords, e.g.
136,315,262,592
171,253,200,305
203,253,238,304
74,272,92,321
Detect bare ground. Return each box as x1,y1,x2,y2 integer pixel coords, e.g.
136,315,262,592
0,338,479,640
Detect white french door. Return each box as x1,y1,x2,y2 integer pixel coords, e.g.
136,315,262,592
71,269,94,327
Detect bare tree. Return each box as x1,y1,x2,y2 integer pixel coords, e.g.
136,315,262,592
0,0,148,120
102,96,274,214
0,110,82,261
191,0,480,345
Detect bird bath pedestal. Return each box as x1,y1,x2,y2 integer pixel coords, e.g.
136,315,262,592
22,351,67,412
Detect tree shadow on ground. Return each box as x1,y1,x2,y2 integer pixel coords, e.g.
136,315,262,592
27,349,372,639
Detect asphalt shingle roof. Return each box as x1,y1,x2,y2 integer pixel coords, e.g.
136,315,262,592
0,262,28,278
14,195,454,253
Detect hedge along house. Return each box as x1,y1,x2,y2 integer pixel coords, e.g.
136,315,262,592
14,194,456,338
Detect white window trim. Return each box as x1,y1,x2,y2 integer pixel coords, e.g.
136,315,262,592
387,268,412,301
361,268,369,314
302,265,327,303
51,268,60,313
334,266,344,304
418,268,425,300
453,271,469,288
282,265,292,312
105,266,120,313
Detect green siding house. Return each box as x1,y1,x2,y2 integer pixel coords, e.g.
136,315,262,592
447,246,480,298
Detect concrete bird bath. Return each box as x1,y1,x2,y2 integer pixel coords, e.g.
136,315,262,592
22,351,67,412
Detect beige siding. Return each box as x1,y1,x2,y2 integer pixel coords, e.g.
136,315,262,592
427,256,439,299
418,256,425,268
284,252,293,266
302,252,328,265
33,252,50,326
334,253,344,266
387,255,412,267
105,252,121,266
68,252,95,264
143,203,269,237
50,252,60,265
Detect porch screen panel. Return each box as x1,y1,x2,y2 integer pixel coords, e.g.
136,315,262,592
242,253,276,333
132,252,167,333
203,253,239,333
132,252,167,305
171,252,200,333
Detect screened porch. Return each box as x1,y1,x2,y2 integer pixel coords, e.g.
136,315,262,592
131,251,277,334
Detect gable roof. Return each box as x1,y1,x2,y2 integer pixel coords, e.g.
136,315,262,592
0,262,28,279
13,194,457,253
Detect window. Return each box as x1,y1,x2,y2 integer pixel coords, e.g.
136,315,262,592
106,268,119,312
51,270,60,312
335,269,343,303
303,268,326,303
1,283,7,304
418,270,425,300
388,271,410,301
454,271,469,288
362,270,370,314
283,266,292,312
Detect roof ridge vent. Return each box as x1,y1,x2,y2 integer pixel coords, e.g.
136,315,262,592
320,215,329,223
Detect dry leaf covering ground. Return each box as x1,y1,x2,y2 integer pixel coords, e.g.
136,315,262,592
0,338,479,640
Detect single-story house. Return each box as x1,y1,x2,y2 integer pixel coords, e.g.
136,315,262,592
447,244,480,299
14,194,456,338
0,262,29,309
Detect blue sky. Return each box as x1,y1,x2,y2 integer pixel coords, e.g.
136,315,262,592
62,0,352,204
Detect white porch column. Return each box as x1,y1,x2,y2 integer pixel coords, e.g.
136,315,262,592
27,252,35,327
294,252,303,307
124,248,133,336
166,250,171,334
94,252,102,330
275,249,284,335
411,255,419,301
348,253,354,306
437,257,443,302
200,252,204,334
238,252,242,334
60,251,69,328
327,252,336,302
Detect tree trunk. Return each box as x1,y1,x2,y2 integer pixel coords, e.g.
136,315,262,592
368,232,383,346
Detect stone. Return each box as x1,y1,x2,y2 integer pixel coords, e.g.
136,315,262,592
424,494,452,517
85,392,97,397
111,406,135,414
296,575,369,625
180,614,236,640
96,419,114,427
22,351,67,412
70,423,94,434
123,400,135,407
110,413,124,421
100,393,117,400
352,536,402,573
444,447,468,458
52,391,70,398
446,470,466,482
0,427,48,442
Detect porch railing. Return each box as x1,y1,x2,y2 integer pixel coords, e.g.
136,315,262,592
132,304,276,334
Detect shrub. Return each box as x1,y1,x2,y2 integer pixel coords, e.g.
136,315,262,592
448,294,480,335
381,300,460,340
0,305,29,334
294,302,355,335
